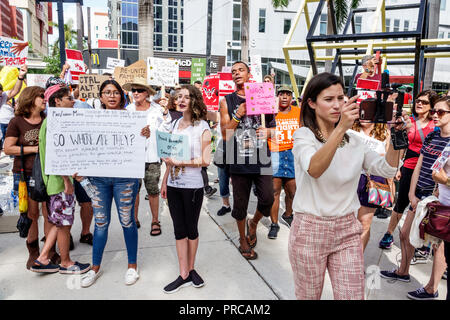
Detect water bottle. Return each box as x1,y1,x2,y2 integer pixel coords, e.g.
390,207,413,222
80,178,96,199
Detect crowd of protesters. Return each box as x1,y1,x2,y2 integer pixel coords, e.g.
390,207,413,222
0,60,449,300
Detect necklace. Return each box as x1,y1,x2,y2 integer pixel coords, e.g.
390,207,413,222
316,129,347,148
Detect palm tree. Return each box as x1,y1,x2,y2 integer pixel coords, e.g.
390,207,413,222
50,19,78,56
138,0,154,60
241,0,250,62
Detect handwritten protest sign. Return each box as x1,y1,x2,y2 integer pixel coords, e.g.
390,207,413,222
432,143,450,172
79,75,110,100
357,90,377,104
202,75,220,112
0,36,28,67
114,60,147,87
250,55,263,83
147,57,179,87
26,74,53,88
106,57,125,70
191,58,206,84
156,131,190,161
244,82,277,115
45,109,147,178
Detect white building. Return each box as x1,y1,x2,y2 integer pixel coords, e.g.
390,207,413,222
92,12,110,48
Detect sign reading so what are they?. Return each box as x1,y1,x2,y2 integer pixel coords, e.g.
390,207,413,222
45,109,147,179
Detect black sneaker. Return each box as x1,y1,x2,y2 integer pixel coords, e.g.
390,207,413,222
376,208,392,219
30,260,60,273
217,206,231,216
80,233,93,245
281,213,293,227
407,287,438,300
268,223,280,239
410,248,430,265
189,270,205,288
59,261,91,275
163,275,192,294
380,269,411,282
205,186,217,198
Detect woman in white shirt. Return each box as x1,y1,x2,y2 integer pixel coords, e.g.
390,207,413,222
160,85,211,294
289,72,409,300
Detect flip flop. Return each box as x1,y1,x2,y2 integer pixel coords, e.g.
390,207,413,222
246,219,257,249
150,221,162,236
239,246,258,260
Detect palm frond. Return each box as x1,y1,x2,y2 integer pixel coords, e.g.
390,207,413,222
334,0,348,31
272,0,290,9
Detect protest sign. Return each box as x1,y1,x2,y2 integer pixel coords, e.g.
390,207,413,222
65,49,86,84
106,57,125,70
250,55,263,83
147,57,179,87
45,109,147,179
191,58,206,84
78,75,110,100
432,143,450,172
0,36,28,67
244,82,277,116
156,130,190,161
202,75,220,111
356,78,380,91
357,90,377,104
26,74,53,88
218,72,235,99
114,60,147,87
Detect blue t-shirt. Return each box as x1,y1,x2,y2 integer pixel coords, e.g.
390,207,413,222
74,100,93,109
418,131,450,190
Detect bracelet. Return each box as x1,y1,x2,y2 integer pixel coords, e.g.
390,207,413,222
18,77,25,81
232,116,241,123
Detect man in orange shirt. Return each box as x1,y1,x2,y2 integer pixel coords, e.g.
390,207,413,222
267,86,301,238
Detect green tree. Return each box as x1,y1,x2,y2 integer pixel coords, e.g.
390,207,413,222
50,18,80,56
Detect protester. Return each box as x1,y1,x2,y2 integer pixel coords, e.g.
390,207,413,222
267,85,300,236
220,61,276,260
289,72,407,300
380,96,450,286
351,120,390,251
194,80,202,90
124,77,171,236
30,85,91,274
0,65,28,150
160,84,211,293
379,90,437,250
263,75,275,84
78,80,141,287
4,85,59,269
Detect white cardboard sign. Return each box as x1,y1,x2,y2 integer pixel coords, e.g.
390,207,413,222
147,57,179,87
106,57,125,70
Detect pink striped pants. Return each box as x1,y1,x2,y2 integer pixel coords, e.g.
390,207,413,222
288,212,365,300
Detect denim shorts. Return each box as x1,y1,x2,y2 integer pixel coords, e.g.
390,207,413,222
271,149,295,178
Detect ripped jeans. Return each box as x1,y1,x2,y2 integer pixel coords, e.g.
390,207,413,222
89,177,139,266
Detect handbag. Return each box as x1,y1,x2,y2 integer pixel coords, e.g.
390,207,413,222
30,148,48,202
366,175,394,208
419,201,450,242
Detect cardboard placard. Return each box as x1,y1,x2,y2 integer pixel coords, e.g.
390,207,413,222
249,55,263,83
0,36,28,67
26,74,53,88
113,60,147,88
106,57,125,70
45,109,147,179
78,75,110,100
65,49,86,84
202,75,220,112
156,130,190,161
244,82,277,115
147,57,179,87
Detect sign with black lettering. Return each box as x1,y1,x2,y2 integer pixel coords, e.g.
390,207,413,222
78,75,110,100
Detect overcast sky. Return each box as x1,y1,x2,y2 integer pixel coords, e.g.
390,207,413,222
48,0,108,46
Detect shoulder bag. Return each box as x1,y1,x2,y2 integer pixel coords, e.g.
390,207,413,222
419,201,450,242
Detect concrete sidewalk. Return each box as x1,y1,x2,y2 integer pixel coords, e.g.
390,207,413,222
0,157,447,300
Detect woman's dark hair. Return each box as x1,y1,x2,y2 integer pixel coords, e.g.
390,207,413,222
99,80,126,109
0,83,3,91
16,86,46,118
433,96,450,109
168,89,180,111
180,84,207,124
300,72,348,143
412,90,438,120
49,87,71,107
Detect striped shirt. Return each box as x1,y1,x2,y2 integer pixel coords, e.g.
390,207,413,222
418,131,450,190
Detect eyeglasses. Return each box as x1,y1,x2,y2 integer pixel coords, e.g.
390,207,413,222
430,109,450,117
39,94,45,99
131,88,147,93
416,99,430,105
102,91,121,97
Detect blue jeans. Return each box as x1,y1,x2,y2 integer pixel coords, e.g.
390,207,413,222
0,123,8,149
218,166,230,198
89,177,139,266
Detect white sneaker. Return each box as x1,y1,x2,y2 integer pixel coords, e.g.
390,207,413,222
81,270,102,288
125,268,139,286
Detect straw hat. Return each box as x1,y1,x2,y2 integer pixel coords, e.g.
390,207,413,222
122,77,156,95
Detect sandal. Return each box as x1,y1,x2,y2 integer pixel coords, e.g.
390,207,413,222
239,246,258,260
150,221,162,236
246,219,257,249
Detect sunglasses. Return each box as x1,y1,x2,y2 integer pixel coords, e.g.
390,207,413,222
430,109,450,117
131,88,147,93
416,99,430,105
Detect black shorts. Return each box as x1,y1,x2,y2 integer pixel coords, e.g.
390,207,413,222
230,174,274,221
393,166,414,214
74,180,91,203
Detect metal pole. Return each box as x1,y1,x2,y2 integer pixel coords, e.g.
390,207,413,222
57,0,66,68
206,0,213,75
117,2,121,60
87,7,92,74
76,3,83,52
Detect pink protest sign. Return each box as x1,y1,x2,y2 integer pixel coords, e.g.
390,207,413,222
244,82,277,115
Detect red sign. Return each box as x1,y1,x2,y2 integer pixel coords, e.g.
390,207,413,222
218,72,235,99
66,49,86,83
202,75,220,111
98,39,119,49
356,78,380,91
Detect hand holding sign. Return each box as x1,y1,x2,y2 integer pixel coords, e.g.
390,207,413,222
244,82,277,116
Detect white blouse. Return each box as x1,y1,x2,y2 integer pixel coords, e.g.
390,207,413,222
292,127,397,217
